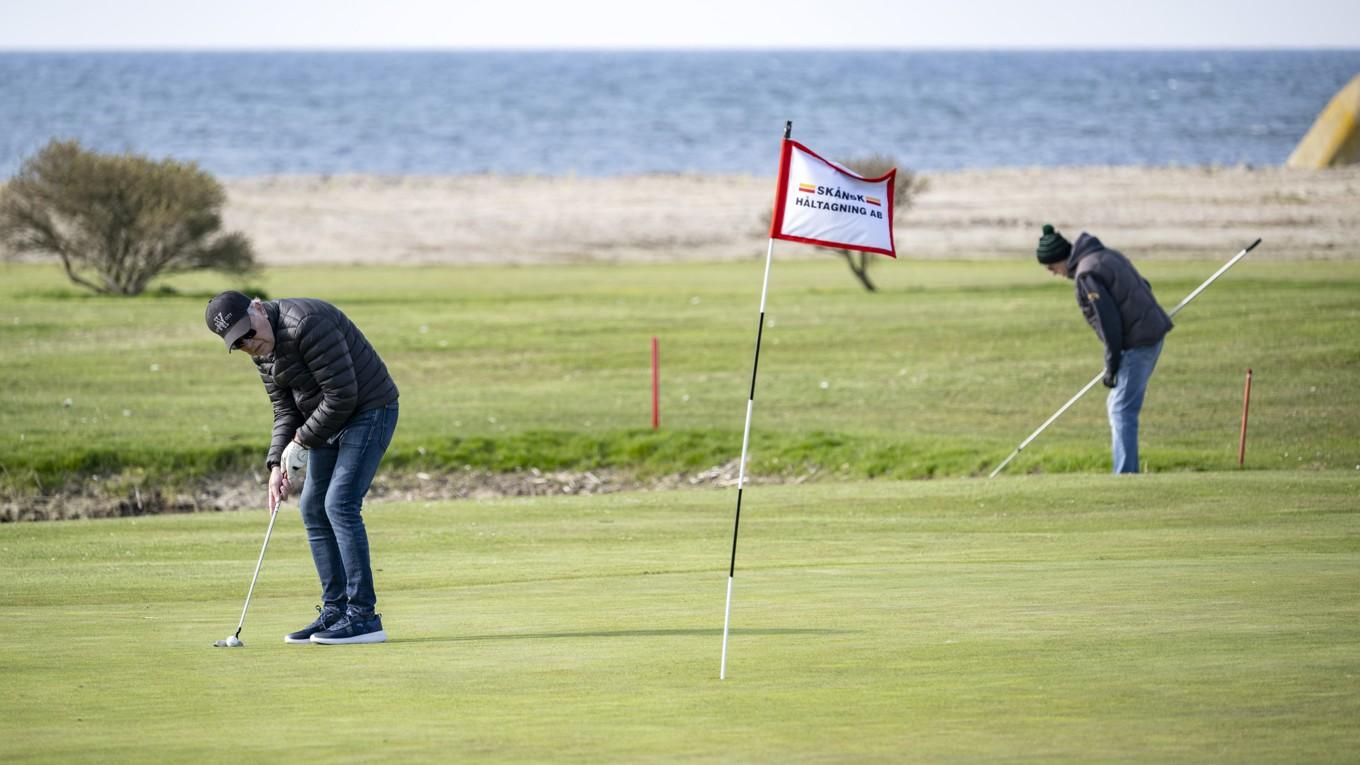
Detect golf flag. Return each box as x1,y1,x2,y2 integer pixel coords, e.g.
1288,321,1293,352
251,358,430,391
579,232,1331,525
769,139,897,257
722,123,899,681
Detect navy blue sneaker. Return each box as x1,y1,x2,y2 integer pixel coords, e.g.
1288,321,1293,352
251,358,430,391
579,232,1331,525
284,605,345,644
310,610,387,645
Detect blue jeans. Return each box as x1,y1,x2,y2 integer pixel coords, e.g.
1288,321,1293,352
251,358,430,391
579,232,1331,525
298,402,398,615
1107,341,1162,474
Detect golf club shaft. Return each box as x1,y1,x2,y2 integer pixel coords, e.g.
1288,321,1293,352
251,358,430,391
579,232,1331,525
234,499,281,637
989,372,1104,478
988,238,1261,479
1164,239,1261,318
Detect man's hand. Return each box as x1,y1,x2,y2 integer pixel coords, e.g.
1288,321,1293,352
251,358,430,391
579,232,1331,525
1102,367,1119,389
269,465,288,506
281,439,309,488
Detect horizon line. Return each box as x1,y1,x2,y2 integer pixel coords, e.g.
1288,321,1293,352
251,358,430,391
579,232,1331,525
2,44,1359,53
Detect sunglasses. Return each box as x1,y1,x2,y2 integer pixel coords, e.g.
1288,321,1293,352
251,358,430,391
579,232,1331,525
231,328,257,351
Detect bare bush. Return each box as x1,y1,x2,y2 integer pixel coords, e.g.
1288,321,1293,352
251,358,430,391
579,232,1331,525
0,139,256,296
827,155,928,292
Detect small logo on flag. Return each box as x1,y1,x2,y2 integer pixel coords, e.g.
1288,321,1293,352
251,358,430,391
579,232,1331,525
798,183,816,194
866,196,881,207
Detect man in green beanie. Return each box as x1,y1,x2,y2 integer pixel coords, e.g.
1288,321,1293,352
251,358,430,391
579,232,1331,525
1035,224,1173,473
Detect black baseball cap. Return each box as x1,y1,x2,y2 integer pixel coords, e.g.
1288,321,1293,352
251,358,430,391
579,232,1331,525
205,291,253,351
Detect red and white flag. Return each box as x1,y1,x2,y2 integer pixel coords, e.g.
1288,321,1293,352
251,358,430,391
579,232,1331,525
768,139,896,257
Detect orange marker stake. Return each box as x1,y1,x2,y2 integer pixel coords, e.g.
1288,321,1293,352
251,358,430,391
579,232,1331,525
651,336,660,430
1238,368,1253,468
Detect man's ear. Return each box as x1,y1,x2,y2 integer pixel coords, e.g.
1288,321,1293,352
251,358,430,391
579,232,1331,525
249,299,267,330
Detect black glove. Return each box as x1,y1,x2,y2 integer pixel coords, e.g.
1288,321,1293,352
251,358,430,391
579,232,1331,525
1102,368,1118,389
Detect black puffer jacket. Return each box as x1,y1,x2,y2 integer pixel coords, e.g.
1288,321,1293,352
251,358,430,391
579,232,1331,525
1067,233,1173,373
253,299,399,467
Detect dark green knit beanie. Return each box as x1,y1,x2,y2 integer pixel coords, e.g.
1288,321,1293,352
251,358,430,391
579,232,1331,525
1035,224,1071,264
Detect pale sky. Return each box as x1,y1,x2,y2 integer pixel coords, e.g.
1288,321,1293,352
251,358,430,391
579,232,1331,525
2,0,1358,49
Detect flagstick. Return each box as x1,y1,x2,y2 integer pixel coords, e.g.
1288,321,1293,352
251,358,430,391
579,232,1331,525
720,235,775,680
721,121,791,680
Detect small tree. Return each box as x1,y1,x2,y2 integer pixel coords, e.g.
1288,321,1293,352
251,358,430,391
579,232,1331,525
826,155,928,292
0,139,255,296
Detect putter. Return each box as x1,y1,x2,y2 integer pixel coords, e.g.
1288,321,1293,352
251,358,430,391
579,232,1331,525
214,497,282,648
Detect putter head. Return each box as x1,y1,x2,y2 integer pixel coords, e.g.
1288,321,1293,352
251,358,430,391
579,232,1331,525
213,635,244,648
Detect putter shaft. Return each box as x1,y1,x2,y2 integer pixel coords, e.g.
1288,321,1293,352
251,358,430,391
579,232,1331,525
232,499,281,640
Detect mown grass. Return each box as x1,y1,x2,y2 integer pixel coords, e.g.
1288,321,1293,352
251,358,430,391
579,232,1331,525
1,255,1358,497
1,473,1356,762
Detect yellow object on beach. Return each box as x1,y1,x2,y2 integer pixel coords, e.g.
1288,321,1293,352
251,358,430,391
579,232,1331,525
1286,74,1360,168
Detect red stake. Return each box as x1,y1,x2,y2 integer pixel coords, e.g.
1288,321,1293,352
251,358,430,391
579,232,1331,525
1238,368,1253,468
651,336,660,430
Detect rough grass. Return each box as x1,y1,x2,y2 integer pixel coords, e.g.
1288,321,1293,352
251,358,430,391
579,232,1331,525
1,472,1356,762
1,256,1358,501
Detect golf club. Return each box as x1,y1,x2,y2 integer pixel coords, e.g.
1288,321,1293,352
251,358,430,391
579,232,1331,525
214,497,281,648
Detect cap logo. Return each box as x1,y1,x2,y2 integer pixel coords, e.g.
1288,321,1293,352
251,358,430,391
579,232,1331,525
213,311,233,332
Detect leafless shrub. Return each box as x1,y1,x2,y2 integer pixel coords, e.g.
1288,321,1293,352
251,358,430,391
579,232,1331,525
828,155,928,292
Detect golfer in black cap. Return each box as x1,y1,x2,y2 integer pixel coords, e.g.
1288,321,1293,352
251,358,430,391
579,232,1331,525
205,291,399,643
1035,225,1173,473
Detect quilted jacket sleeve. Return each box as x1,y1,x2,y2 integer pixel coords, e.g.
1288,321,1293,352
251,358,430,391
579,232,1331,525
293,313,360,447
258,359,304,468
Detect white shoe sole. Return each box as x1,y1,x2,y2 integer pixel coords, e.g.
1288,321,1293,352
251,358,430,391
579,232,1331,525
284,636,314,644
310,629,387,645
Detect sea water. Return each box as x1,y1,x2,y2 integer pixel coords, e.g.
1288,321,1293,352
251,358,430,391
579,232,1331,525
1,49,1357,176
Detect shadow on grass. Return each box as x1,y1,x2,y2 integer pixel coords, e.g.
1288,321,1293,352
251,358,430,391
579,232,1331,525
392,627,855,644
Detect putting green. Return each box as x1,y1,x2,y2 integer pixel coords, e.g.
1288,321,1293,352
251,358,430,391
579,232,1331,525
3,472,1356,762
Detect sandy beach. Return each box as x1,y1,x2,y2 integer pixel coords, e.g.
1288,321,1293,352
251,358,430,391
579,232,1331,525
222,166,1360,265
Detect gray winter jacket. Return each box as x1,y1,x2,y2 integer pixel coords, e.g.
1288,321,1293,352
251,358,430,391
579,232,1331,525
1067,233,1173,374
253,299,399,467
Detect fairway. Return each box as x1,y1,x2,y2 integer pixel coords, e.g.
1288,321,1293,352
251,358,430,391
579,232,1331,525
3,472,1357,762
3,256,1359,506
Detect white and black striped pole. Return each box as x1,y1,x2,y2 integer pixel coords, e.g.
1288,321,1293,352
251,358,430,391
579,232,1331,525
720,120,791,680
